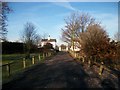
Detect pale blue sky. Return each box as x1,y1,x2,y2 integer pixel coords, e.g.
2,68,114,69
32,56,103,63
3,0,120,2
7,2,118,45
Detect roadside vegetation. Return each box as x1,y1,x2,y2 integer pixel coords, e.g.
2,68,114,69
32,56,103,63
2,40,58,84
61,12,120,71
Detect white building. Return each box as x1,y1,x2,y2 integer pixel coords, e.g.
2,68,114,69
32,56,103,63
59,44,68,51
40,35,57,49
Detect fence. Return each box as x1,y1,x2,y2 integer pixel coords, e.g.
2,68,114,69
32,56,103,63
69,50,81,59
69,50,120,80
2,52,54,80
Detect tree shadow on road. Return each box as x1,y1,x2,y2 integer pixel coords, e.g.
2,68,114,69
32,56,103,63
64,68,89,88
101,79,116,89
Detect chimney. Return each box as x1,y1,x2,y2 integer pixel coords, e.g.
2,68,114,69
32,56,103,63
48,35,50,40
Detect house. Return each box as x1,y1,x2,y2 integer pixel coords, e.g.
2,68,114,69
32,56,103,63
59,41,80,52
40,35,57,49
59,44,68,51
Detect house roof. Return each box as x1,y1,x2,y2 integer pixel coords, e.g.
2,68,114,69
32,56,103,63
41,39,56,42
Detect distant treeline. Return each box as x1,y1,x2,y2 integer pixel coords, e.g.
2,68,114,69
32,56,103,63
2,42,24,54
2,42,38,54
2,42,57,54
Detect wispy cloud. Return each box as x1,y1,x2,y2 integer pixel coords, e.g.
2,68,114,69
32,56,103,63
52,2,76,11
51,0,79,11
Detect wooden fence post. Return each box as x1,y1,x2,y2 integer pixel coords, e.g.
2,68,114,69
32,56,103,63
43,53,45,59
50,52,51,56
6,63,10,76
32,56,35,64
75,52,77,58
88,60,91,66
77,53,80,59
78,56,80,60
23,58,26,69
44,53,45,57
82,57,84,63
38,55,41,61
99,62,104,76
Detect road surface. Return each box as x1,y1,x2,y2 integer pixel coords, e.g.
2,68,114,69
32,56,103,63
2,52,118,89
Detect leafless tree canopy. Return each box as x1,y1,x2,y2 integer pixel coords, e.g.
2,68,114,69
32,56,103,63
0,2,12,41
61,12,118,62
21,22,41,55
22,22,38,44
61,12,97,48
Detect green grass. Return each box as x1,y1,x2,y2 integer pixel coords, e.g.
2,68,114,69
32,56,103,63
0,53,53,84
2,52,54,84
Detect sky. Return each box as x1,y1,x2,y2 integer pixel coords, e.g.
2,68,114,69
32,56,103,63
6,1,118,46
3,0,120,2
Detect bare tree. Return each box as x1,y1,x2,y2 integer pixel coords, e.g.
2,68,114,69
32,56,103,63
0,2,12,41
34,34,41,47
21,22,40,57
61,13,79,43
61,12,96,50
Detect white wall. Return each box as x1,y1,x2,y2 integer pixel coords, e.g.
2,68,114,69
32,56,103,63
41,41,56,49
50,42,56,48
59,46,68,51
